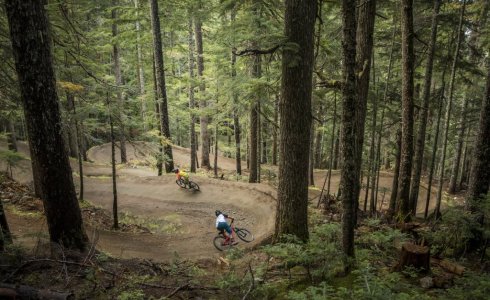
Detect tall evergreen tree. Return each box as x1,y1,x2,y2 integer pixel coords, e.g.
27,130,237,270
397,0,415,220
149,0,174,173
274,0,316,242
5,0,87,250
339,0,358,267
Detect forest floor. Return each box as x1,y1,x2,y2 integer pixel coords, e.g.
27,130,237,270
0,140,463,263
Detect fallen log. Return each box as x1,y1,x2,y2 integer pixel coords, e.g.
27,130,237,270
0,283,74,300
431,258,465,275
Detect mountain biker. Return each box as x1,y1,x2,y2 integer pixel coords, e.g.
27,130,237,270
173,168,189,184
215,210,237,245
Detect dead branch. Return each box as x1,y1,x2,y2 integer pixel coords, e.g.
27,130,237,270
165,283,189,298
233,44,283,57
242,262,255,300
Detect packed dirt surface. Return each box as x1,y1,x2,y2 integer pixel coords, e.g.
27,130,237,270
1,140,453,262
1,141,275,261
87,142,240,172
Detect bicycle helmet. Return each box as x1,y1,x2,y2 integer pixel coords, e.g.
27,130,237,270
215,210,222,217
172,168,179,174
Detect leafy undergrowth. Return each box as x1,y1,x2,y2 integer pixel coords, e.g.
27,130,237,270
215,205,490,299
0,245,224,299
2,173,490,299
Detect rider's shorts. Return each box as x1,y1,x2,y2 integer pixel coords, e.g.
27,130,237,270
217,222,232,234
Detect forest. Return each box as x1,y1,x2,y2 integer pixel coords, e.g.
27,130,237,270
0,0,490,299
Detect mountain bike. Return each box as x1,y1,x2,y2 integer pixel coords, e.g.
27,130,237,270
213,220,254,251
176,178,200,191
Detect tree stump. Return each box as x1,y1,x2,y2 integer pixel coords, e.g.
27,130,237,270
396,242,430,273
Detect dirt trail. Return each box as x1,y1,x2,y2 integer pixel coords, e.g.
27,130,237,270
1,141,275,261
87,142,240,172
1,140,454,261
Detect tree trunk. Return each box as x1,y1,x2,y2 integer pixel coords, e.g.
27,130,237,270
188,15,197,173
409,0,440,214
152,54,163,176
374,107,385,209
459,143,469,190
214,122,219,178
73,98,84,202
397,0,416,221
314,105,323,168
195,0,210,169
326,93,337,198
449,95,468,193
333,128,340,169
272,94,279,166
274,0,316,243
435,1,466,218
353,0,377,223
466,64,490,212
149,0,174,173
7,119,17,152
339,0,357,266
309,122,315,186
112,0,127,164
0,193,12,246
65,93,78,158
231,8,242,175
134,0,146,130
5,0,87,250
248,54,260,183
107,95,119,230
262,122,268,164
389,127,402,214
368,50,378,214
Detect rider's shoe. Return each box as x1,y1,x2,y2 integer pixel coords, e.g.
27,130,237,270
231,239,238,245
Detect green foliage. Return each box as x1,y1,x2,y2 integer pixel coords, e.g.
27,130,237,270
118,289,145,300
422,208,481,257
263,223,344,281
357,223,409,254
445,271,490,300
287,267,432,300
0,150,26,174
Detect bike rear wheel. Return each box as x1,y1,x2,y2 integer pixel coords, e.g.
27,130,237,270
235,228,254,242
176,179,186,188
189,181,200,191
213,235,232,251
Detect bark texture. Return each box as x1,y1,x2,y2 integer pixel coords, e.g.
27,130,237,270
5,0,87,250
449,95,468,193
409,0,440,213
274,0,316,242
353,0,377,219
188,15,197,173
248,54,260,183
112,0,127,164
397,0,415,220
435,1,466,218
149,0,174,173
195,0,210,169
339,0,357,262
466,64,490,211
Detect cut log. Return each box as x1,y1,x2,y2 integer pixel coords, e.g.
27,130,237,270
0,283,74,299
432,258,465,275
396,242,430,273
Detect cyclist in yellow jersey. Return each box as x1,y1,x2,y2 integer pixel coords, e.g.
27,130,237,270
173,168,189,184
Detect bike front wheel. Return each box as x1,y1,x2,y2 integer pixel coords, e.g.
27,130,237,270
235,228,254,242
189,181,200,191
213,235,232,251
